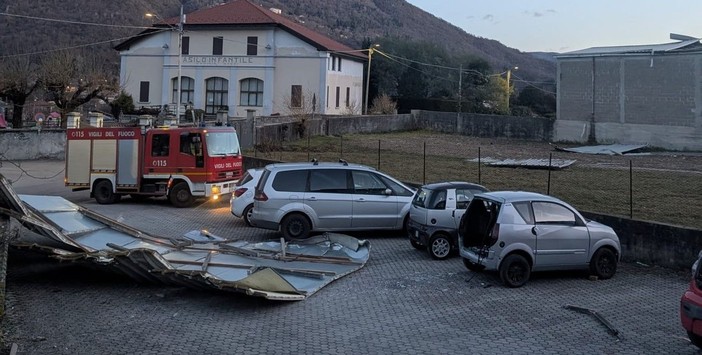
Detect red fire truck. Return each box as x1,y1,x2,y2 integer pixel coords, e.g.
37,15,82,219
65,125,243,207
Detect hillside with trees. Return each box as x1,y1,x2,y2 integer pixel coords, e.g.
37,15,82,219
0,0,556,125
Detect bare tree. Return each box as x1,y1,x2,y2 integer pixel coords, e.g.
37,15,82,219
369,93,397,114
0,51,40,128
40,49,119,128
278,89,319,138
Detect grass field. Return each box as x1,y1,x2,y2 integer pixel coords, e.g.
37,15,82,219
246,131,702,230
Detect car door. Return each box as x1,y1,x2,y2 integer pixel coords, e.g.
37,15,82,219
304,169,352,229
452,188,478,228
427,188,454,229
532,201,590,268
350,170,400,229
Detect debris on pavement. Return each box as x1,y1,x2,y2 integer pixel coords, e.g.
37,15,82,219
564,304,621,339
0,174,370,301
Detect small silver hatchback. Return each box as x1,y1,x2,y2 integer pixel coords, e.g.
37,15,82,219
458,191,621,288
407,181,488,260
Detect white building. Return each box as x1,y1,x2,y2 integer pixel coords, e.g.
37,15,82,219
115,0,366,118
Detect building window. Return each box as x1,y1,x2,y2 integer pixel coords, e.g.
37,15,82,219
171,77,194,105
182,36,190,55
247,36,258,56
239,78,263,107
338,57,342,72
213,36,223,55
335,86,340,108
326,86,329,108
345,87,350,107
332,55,336,71
291,85,302,108
139,81,150,102
205,77,228,114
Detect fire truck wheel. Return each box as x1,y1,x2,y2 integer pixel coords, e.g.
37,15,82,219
94,180,120,204
169,182,194,208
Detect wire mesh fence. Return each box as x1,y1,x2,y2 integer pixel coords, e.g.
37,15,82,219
249,133,702,230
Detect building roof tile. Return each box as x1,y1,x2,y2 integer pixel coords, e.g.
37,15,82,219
116,0,364,60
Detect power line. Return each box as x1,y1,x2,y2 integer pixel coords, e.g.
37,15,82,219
511,73,556,95
0,12,153,30
0,30,169,59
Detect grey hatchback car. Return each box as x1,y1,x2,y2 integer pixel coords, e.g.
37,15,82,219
407,181,488,260
458,191,621,288
250,160,415,239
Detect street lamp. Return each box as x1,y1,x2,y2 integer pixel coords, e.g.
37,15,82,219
364,44,380,115
175,5,184,124
505,66,518,112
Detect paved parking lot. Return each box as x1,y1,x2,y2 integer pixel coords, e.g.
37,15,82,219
0,160,698,354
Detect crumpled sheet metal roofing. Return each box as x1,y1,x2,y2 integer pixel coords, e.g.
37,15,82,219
0,176,370,301
554,144,649,156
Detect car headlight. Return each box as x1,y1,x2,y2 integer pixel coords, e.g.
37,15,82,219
211,186,221,195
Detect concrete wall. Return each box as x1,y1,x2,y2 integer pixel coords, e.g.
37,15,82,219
557,53,702,150
582,211,702,270
0,129,65,160
418,111,553,140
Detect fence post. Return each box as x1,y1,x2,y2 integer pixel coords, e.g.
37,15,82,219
377,140,381,170
547,153,552,195
629,159,634,219
423,141,426,184
478,146,481,185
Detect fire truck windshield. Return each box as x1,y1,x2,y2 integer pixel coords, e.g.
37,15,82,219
205,132,240,156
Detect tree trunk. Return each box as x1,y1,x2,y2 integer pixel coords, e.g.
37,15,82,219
11,100,26,129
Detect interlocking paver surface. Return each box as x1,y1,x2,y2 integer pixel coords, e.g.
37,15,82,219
0,160,697,354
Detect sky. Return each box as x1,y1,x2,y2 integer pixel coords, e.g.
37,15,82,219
405,0,702,53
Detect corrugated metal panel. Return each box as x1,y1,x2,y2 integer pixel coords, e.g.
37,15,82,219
0,174,370,301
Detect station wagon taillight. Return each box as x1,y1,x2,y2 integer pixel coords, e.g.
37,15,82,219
254,190,268,202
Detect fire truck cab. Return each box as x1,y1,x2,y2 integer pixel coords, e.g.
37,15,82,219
65,125,243,207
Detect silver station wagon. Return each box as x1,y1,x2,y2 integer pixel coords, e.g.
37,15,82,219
250,160,415,239
458,191,621,288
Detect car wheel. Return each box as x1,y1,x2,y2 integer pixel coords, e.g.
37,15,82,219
590,247,617,279
169,182,194,208
94,180,120,204
499,254,531,288
410,239,423,250
281,213,311,240
242,204,254,227
463,258,484,272
428,234,452,260
689,331,702,349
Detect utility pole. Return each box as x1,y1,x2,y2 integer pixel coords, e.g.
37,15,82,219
505,68,511,112
364,44,379,115
457,65,462,118
176,4,184,124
